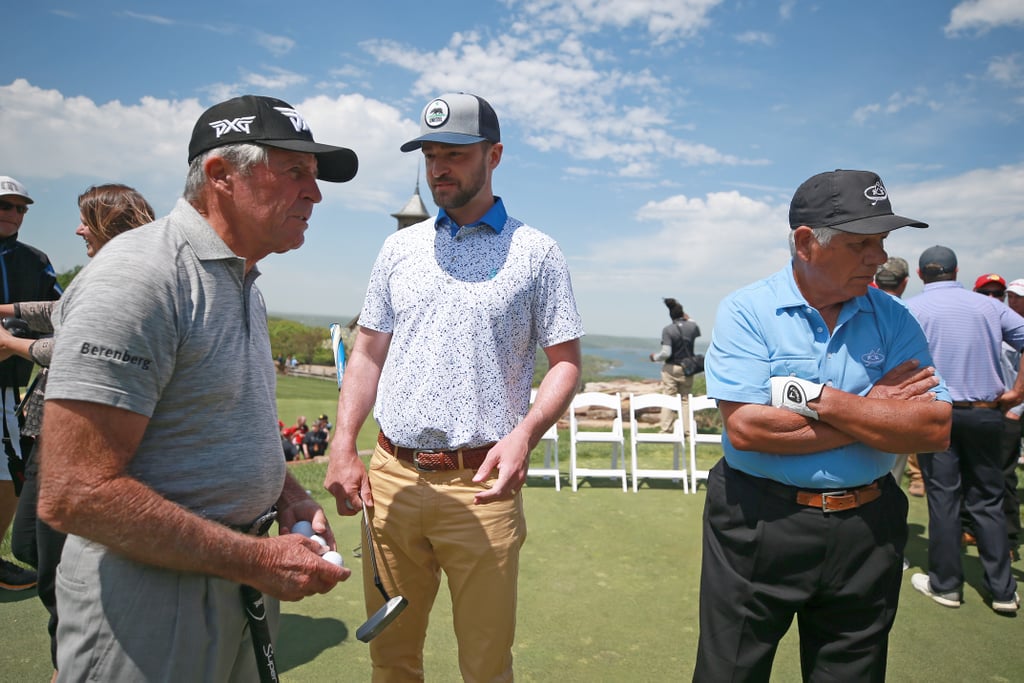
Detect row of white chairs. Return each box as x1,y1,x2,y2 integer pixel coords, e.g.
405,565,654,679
529,390,721,493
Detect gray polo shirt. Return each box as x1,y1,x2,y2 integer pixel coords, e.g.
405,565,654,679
47,199,285,527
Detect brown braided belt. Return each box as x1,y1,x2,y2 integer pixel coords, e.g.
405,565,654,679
377,432,494,471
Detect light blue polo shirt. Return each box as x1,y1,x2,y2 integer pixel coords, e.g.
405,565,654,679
706,264,950,488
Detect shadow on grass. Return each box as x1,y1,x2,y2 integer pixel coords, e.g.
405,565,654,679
277,613,350,672
0,589,35,604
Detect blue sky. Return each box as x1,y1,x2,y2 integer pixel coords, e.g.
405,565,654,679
3,1,1023,338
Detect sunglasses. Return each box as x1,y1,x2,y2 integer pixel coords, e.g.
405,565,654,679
979,289,1005,299
0,200,28,215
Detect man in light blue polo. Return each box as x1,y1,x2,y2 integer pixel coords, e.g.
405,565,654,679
693,169,952,682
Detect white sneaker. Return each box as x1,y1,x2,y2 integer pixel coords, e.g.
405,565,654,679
910,573,961,608
992,592,1020,614
902,558,910,572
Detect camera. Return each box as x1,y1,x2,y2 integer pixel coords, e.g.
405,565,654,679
1,317,36,339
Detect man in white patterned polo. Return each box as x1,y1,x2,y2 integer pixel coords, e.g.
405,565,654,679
325,92,583,681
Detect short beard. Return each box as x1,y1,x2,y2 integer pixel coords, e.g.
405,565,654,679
429,156,488,211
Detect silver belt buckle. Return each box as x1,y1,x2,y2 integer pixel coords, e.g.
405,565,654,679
413,449,442,472
820,490,848,513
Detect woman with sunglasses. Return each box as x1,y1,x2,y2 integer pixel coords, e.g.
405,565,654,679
2,183,153,680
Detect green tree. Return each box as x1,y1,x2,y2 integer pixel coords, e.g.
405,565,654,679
268,318,333,364
57,265,84,291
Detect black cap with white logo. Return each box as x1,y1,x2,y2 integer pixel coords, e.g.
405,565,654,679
188,95,358,183
789,169,927,234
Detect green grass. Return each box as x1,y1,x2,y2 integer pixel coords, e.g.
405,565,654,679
3,375,1023,681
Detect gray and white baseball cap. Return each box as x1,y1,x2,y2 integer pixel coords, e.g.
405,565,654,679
400,93,500,152
0,176,33,204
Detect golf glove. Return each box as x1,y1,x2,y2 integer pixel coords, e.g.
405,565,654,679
770,376,824,420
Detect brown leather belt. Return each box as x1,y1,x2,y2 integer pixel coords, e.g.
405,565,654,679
377,432,493,471
794,481,881,512
952,400,999,409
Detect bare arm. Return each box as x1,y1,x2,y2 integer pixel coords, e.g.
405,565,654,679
38,399,349,600
473,338,582,504
323,326,391,513
0,325,36,362
724,359,951,455
998,352,1024,414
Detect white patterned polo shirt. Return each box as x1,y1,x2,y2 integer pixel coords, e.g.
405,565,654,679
360,198,584,449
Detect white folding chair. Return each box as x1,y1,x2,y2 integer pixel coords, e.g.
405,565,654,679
629,393,689,493
688,394,721,493
529,389,561,490
569,392,626,492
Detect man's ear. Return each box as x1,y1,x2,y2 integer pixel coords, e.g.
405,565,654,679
792,226,815,262
204,156,232,190
488,142,503,170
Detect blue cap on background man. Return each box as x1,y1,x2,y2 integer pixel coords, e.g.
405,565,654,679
919,245,957,275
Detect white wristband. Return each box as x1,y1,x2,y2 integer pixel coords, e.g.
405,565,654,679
770,376,824,420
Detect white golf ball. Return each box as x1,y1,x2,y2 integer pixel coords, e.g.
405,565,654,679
291,521,314,538
310,534,328,547
322,551,345,567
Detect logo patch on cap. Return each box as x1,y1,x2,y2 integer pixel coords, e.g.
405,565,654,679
274,107,311,133
210,116,257,138
864,181,888,205
424,99,450,128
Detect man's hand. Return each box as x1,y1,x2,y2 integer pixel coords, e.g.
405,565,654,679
472,431,531,504
997,387,1024,414
247,533,350,601
324,444,371,514
865,359,939,402
277,497,336,550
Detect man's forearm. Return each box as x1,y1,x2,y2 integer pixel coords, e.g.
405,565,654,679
721,401,856,454
814,389,951,453
40,470,262,586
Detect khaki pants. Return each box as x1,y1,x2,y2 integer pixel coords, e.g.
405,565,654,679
659,364,694,436
365,444,526,682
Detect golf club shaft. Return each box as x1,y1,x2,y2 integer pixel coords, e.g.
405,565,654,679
362,502,392,603
240,584,279,683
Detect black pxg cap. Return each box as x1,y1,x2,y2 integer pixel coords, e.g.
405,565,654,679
188,95,358,183
789,169,927,234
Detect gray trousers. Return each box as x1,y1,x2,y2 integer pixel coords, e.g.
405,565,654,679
56,534,280,682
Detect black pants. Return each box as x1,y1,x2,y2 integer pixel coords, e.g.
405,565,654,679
10,441,66,669
693,460,907,683
1001,416,1022,549
919,406,1015,601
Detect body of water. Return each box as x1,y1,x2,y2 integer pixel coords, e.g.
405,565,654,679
581,336,711,380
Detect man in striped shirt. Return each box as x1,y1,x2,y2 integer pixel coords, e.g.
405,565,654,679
907,245,1024,614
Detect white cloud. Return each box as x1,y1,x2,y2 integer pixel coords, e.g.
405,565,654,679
0,79,418,213
946,0,1024,35
568,164,1024,335
735,31,774,46
988,53,1024,86
241,66,308,90
0,79,200,181
851,88,940,124
512,0,724,44
364,28,759,176
255,32,296,58
120,11,177,26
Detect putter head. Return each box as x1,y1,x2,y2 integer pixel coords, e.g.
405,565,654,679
356,595,409,642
